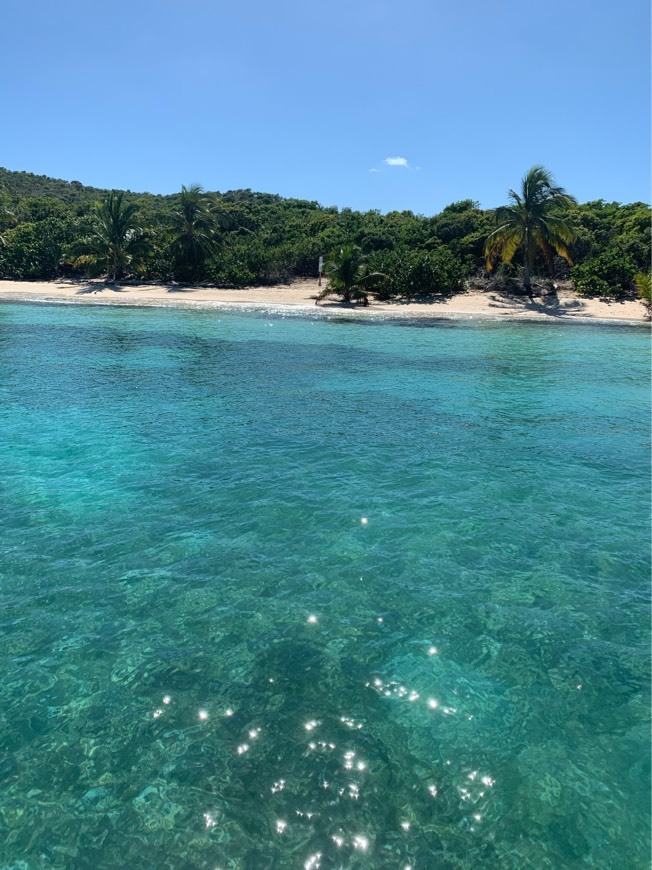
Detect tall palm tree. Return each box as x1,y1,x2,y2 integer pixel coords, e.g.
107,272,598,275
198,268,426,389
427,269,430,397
485,166,576,295
316,244,385,305
70,191,148,281
168,185,220,281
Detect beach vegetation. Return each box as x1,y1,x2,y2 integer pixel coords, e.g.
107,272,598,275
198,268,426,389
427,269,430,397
0,218,75,279
0,167,649,302
168,185,222,282
367,248,465,299
317,244,386,305
485,166,577,296
68,191,150,281
633,271,651,311
567,200,651,278
571,247,637,298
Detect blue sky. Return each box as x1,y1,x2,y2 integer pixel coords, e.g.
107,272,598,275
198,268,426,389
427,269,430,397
2,0,650,214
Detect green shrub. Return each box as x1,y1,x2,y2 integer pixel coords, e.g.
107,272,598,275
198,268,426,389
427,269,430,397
369,248,464,298
571,248,635,297
207,250,257,286
2,218,73,278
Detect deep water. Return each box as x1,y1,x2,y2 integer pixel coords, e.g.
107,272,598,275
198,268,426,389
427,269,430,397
0,303,649,869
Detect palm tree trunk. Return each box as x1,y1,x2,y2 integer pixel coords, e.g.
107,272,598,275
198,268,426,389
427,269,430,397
523,230,533,298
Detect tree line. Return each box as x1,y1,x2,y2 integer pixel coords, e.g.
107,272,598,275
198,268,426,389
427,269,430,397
0,166,649,301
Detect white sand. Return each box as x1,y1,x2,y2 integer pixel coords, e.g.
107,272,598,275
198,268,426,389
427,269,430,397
0,279,648,323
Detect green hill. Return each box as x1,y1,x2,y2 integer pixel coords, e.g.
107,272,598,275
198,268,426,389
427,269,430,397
0,167,111,205
0,166,649,298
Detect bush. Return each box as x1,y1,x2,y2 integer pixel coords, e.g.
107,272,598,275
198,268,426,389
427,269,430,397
571,248,635,297
207,250,257,286
2,218,74,279
367,248,464,298
287,238,321,276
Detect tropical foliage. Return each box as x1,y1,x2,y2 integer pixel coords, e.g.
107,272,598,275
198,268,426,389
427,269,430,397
168,185,222,281
571,249,636,298
69,191,149,281
317,244,385,305
0,167,649,302
485,166,577,295
634,271,651,311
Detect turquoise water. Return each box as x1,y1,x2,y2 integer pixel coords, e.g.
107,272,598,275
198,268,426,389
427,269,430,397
0,303,649,869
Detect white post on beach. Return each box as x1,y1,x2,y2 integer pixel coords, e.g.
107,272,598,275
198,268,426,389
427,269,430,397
318,255,324,287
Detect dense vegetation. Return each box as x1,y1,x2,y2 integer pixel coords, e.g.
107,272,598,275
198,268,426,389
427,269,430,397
0,167,649,299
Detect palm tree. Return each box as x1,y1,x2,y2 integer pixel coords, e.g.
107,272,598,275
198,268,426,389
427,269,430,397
0,205,18,247
485,166,576,296
168,185,221,281
70,191,148,281
316,244,385,306
634,271,651,312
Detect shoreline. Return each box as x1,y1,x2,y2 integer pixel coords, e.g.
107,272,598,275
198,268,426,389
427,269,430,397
0,279,648,325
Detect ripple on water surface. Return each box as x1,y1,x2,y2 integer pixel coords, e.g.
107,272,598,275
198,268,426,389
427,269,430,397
0,304,649,867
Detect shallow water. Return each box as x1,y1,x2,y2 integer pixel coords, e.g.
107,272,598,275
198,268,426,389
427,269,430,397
0,303,649,868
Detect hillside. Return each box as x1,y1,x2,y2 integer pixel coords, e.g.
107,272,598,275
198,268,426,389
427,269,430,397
0,167,112,205
0,167,649,298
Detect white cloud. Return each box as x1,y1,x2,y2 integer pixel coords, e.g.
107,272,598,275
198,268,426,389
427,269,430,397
368,168,381,172
384,156,409,168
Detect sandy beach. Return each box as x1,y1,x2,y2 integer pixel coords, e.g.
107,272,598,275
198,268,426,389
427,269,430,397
0,279,648,323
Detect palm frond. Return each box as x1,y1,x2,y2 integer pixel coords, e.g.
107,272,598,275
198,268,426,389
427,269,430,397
507,189,522,207
634,272,652,305
545,214,577,244
484,224,523,269
315,285,337,302
358,270,388,285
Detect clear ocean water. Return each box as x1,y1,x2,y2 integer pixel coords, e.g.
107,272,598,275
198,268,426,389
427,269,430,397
0,302,649,869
